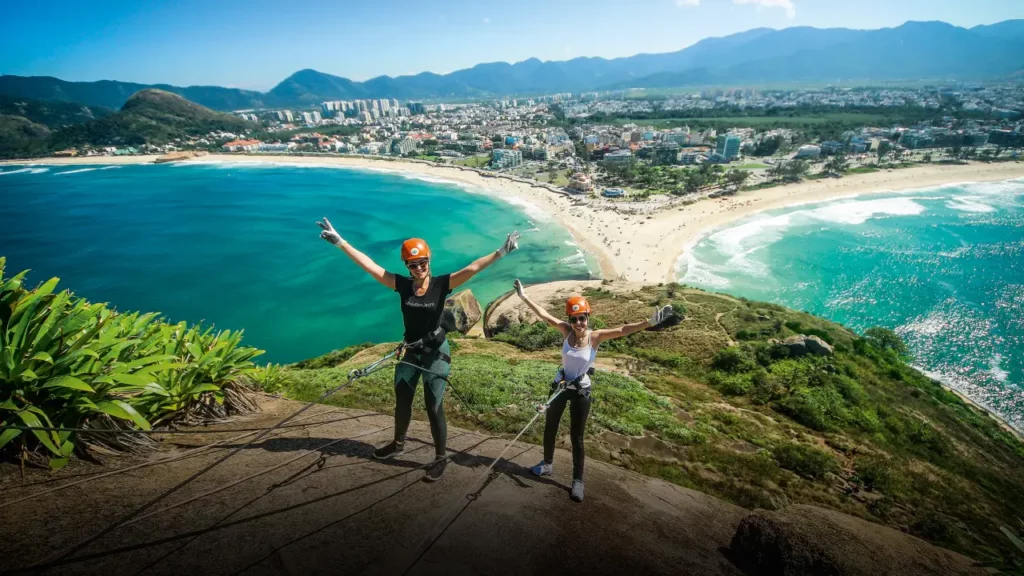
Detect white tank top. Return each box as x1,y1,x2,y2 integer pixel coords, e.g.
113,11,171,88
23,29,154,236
561,331,597,388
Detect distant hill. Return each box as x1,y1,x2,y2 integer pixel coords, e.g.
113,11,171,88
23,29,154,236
1,20,1023,110
0,115,52,157
0,89,256,158
0,75,269,112
48,89,256,149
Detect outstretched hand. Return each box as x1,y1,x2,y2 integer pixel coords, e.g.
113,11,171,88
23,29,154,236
497,231,521,256
514,279,526,298
649,305,673,327
316,217,344,247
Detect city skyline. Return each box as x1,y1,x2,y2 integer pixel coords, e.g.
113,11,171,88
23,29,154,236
2,0,1023,91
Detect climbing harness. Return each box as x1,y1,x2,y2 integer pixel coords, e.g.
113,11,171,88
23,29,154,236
537,367,595,413
28,344,404,569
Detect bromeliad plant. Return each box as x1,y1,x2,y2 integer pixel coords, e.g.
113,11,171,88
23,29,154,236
0,258,263,469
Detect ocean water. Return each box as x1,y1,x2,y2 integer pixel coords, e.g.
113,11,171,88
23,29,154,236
0,161,597,363
680,178,1024,432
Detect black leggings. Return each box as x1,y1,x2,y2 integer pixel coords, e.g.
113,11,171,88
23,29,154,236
394,343,450,457
542,388,592,481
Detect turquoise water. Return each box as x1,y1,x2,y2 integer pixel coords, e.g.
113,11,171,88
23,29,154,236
0,161,596,363
680,178,1024,433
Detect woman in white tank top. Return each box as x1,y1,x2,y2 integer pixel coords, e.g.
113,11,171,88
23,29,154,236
513,279,673,503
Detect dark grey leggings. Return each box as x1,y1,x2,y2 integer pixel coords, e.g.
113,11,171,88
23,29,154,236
394,341,450,457
542,388,592,481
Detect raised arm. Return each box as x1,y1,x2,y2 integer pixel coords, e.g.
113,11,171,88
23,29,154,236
514,279,570,337
317,217,395,290
450,231,520,289
592,305,673,346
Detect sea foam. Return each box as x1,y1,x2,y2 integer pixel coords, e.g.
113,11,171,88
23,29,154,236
54,168,100,175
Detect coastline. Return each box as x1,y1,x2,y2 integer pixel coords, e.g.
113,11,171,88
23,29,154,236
5,154,1024,284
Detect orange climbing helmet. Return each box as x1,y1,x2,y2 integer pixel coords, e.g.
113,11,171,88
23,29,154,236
401,238,431,262
565,295,591,316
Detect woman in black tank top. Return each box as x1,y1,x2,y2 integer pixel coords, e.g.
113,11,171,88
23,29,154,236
317,217,520,482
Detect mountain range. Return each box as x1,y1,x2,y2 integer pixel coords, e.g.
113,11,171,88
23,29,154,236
1,20,1022,112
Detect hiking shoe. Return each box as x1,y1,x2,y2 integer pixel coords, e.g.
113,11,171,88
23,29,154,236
424,456,448,482
531,461,553,477
373,441,404,460
570,480,585,503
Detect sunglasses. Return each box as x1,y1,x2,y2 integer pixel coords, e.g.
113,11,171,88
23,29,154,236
569,314,589,324
406,259,429,270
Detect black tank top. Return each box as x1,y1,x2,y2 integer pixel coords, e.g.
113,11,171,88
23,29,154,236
393,273,451,342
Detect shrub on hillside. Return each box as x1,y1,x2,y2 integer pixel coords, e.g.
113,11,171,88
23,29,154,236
709,370,754,396
853,455,908,495
749,369,784,405
493,321,564,351
783,320,835,344
244,363,294,394
862,326,911,359
712,346,757,373
772,442,839,480
776,387,849,431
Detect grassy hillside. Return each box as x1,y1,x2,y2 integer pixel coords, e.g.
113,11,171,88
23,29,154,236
0,94,113,128
281,283,1024,565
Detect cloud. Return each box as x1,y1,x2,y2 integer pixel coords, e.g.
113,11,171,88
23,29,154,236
733,0,796,18
483,17,490,24
675,0,700,6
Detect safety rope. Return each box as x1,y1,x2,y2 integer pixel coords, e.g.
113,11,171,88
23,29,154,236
28,345,403,569
121,424,394,527
399,383,568,575
0,415,382,435
0,409,352,510
130,430,473,576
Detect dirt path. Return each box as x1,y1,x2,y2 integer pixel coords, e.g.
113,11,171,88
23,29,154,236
715,309,738,347
0,400,748,575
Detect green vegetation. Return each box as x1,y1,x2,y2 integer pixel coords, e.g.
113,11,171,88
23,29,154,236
555,104,986,142
252,124,359,141
772,442,839,480
985,519,1024,575
847,165,880,175
492,321,563,351
454,155,490,168
0,257,263,469
602,161,727,195
766,159,810,183
734,163,769,170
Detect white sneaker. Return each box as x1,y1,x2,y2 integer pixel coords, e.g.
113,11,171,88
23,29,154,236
531,461,553,476
571,480,585,503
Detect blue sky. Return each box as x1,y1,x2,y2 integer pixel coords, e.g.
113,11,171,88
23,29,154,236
1,0,1022,90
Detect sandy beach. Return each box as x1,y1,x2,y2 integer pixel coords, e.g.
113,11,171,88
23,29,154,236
6,154,1024,284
